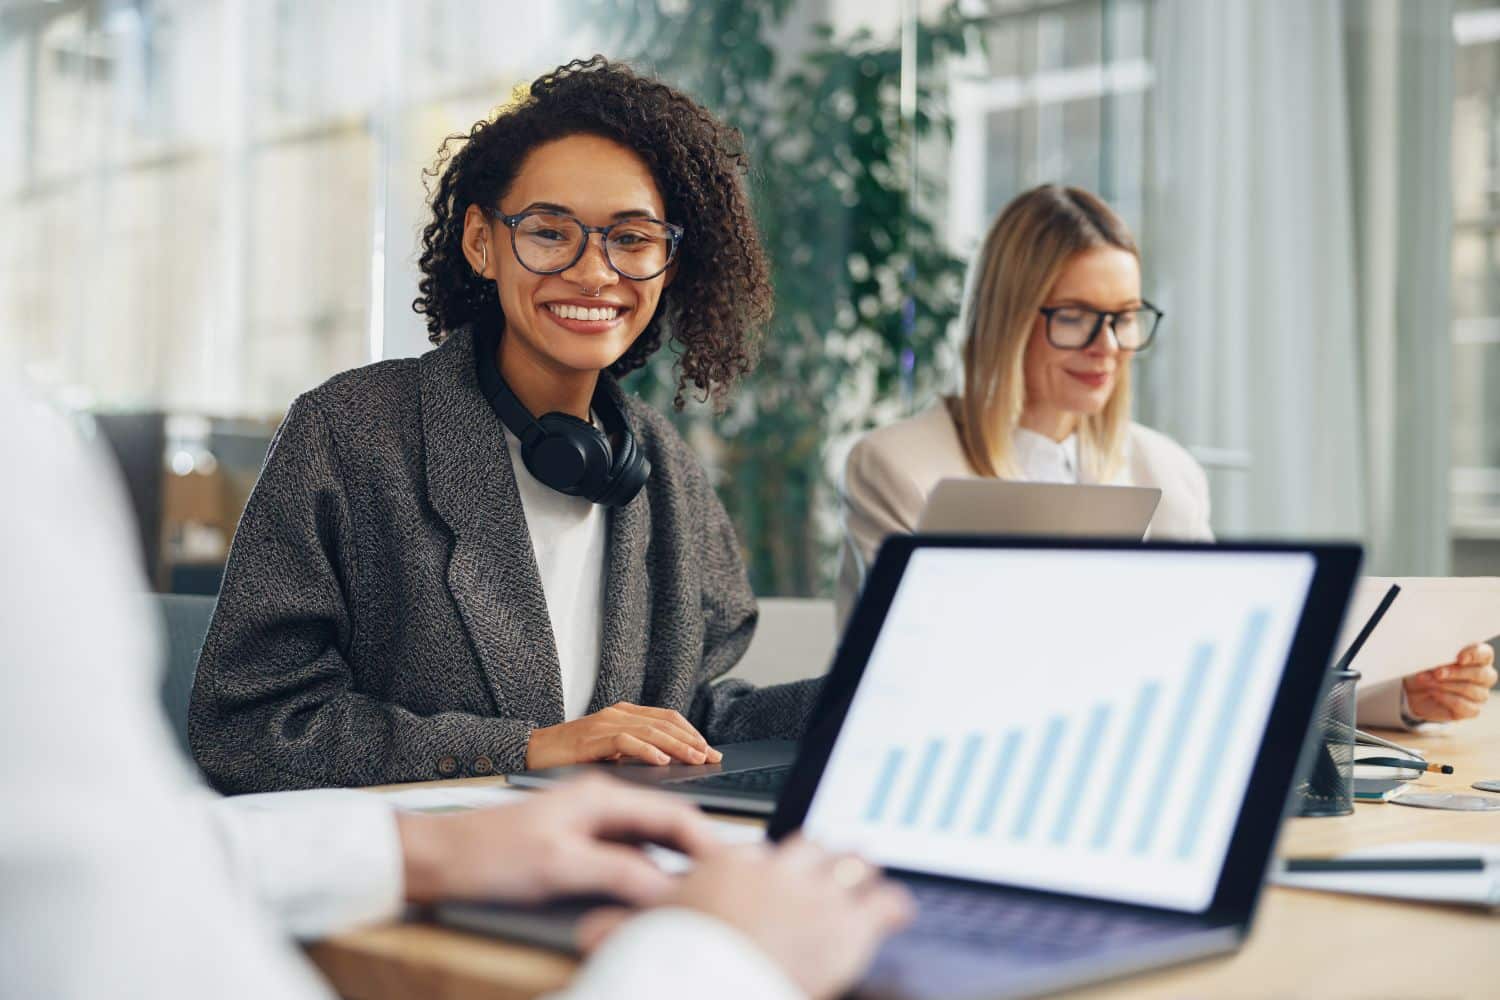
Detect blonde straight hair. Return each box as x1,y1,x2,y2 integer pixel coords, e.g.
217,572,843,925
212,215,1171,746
951,184,1138,482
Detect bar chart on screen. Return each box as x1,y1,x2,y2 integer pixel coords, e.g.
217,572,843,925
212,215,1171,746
859,609,1268,862
801,548,1316,911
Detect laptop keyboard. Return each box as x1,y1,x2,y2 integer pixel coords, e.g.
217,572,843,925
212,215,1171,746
665,766,790,795
905,882,1186,957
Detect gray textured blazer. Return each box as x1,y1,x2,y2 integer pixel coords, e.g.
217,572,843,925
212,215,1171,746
189,328,820,793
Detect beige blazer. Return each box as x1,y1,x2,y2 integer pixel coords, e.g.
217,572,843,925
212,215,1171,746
833,400,1414,728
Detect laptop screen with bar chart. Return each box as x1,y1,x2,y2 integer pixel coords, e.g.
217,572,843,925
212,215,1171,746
798,546,1319,914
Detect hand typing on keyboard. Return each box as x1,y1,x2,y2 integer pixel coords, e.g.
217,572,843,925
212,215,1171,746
579,836,914,1000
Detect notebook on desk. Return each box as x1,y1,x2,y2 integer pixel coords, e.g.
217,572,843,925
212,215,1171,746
1275,841,1500,908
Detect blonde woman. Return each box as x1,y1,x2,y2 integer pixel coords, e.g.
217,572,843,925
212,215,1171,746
837,184,1494,730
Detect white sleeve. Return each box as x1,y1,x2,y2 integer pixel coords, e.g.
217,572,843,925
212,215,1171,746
207,789,404,938
1355,677,1414,731
0,386,339,1000
549,908,804,1000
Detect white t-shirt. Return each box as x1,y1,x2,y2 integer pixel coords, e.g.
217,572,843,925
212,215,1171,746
504,428,606,721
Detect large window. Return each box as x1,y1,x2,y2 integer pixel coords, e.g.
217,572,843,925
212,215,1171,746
1453,2,1500,573
2,0,1496,593
946,0,1152,252
0,0,935,595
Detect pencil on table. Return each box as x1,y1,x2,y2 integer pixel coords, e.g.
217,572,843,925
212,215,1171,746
1357,756,1454,775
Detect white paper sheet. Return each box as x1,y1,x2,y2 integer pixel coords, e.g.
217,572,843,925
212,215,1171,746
373,783,531,813
1334,577,1500,684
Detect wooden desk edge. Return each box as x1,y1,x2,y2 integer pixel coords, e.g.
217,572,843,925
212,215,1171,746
309,922,574,1000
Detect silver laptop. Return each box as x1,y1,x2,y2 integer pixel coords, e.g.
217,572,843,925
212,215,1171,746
916,479,1161,539
770,536,1360,999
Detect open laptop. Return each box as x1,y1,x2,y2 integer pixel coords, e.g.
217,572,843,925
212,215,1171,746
916,479,1161,538
443,538,1359,993
767,535,1360,999
508,738,796,815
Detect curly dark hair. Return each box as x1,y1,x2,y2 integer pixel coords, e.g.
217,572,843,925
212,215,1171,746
413,56,772,408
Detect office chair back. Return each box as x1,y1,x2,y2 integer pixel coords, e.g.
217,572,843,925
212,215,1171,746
154,593,216,756
731,598,837,686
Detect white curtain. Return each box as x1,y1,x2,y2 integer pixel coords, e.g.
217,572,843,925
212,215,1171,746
1344,0,1455,576
1141,0,1455,577
1141,0,1366,543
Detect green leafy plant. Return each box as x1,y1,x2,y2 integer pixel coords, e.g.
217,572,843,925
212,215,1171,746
582,0,976,595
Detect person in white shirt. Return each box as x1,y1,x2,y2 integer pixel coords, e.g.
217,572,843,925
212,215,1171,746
0,382,911,1000
837,183,1495,729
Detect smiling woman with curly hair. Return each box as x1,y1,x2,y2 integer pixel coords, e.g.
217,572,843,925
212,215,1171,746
414,57,772,408
189,57,820,792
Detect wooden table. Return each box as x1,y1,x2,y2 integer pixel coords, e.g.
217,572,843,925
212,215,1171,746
308,713,1500,999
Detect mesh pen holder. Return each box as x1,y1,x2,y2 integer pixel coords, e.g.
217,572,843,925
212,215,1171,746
1295,668,1360,817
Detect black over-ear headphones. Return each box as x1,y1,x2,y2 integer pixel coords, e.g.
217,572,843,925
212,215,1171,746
474,324,650,508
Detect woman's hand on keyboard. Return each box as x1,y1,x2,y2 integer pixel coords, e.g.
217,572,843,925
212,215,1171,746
526,702,725,768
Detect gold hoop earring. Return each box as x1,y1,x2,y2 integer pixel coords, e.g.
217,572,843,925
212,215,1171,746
479,242,488,276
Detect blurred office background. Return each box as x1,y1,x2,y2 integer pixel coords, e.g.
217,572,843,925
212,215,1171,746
0,0,1496,596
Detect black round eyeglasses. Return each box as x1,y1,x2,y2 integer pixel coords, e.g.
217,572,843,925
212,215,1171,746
484,207,683,281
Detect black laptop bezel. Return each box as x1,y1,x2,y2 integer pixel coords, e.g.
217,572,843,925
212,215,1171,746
768,535,1361,926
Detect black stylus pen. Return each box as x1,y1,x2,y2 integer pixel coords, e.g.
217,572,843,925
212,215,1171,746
1284,858,1485,873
